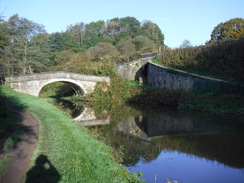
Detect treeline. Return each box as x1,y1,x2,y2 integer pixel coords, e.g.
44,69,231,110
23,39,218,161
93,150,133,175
157,38,244,81
0,14,164,77
157,18,244,82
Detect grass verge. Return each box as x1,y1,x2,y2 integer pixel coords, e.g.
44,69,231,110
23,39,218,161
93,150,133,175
0,85,142,183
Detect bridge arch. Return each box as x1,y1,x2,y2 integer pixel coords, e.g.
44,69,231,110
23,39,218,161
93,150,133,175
38,79,85,97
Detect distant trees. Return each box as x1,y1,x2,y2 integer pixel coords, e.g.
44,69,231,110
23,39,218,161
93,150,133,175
0,15,165,77
180,39,192,48
208,18,244,44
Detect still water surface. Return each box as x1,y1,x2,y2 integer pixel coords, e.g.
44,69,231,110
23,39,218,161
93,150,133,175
56,99,244,183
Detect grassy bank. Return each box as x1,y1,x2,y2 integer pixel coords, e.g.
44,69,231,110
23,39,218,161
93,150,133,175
127,87,244,114
84,76,244,115
157,38,244,81
0,85,142,183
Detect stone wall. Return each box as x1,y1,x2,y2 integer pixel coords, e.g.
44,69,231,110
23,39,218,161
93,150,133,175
147,62,244,94
115,57,153,81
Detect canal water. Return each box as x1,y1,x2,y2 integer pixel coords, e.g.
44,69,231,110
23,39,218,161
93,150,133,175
55,99,244,183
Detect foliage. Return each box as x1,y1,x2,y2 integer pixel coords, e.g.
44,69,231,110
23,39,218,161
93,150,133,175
208,18,244,44
88,42,119,61
119,17,142,38
82,20,105,49
127,87,185,108
48,32,80,52
141,21,164,46
1,14,46,76
179,92,244,114
0,14,165,77
0,155,11,177
116,36,137,61
157,38,244,81
180,39,192,48
133,35,157,53
85,75,142,104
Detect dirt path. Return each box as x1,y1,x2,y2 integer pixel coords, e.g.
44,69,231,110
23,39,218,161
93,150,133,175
0,112,39,183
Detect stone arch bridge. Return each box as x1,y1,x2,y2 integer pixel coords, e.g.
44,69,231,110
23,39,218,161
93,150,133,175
6,71,110,97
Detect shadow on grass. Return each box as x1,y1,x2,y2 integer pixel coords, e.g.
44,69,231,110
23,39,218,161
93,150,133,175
25,155,61,183
0,86,28,152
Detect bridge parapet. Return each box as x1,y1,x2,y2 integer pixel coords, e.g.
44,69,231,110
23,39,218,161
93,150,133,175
6,71,110,83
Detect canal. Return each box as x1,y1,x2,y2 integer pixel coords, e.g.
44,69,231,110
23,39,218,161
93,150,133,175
54,99,244,183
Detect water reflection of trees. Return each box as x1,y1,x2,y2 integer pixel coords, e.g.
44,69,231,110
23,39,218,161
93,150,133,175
110,131,244,168
87,107,244,169
132,110,244,168
50,98,85,118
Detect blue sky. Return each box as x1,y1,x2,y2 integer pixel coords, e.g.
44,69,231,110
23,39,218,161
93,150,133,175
1,0,244,48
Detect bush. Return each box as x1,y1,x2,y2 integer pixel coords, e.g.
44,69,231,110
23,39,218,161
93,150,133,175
157,38,244,81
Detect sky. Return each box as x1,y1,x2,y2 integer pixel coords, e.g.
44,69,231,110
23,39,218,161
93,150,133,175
1,0,244,48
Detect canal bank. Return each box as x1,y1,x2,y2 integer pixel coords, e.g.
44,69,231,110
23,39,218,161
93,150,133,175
0,85,142,183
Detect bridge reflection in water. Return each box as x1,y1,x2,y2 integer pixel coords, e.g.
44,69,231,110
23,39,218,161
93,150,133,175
117,110,244,138
74,107,110,126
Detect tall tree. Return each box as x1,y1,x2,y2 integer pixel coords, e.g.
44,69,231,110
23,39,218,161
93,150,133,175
106,18,120,37
4,14,46,75
67,22,85,48
119,17,142,38
0,18,9,78
29,33,54,72
48,31,80,54
83,20,105,48
142,21,164,47
208,18,244,44
180,39,192,48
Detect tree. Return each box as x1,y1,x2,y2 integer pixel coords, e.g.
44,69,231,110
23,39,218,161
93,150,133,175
83,20,105,49
29,33,54,72
88,42,119,61
119,17,142,38
208,18,244,44
106,18,120,37
116,36,136,61
4,14,46,75
142,21,164,46
66,22,85,48
180,39,192,48
0,18,9,78
48,32,79,52
133,35,157,53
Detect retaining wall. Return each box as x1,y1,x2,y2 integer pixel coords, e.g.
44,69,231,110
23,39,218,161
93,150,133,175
147,62,244,94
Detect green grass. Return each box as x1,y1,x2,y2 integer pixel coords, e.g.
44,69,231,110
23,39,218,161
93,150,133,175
0,155,11,176
0,85,142,183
